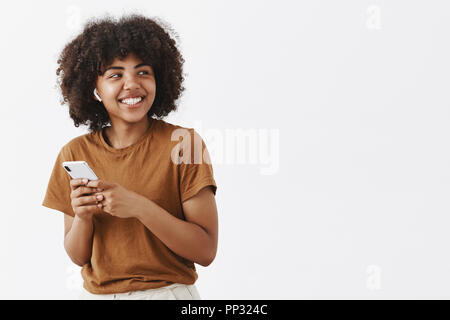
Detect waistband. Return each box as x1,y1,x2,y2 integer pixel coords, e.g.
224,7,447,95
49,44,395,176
81,283,193,299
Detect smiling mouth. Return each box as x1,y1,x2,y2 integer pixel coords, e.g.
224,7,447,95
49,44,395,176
118,96,146,106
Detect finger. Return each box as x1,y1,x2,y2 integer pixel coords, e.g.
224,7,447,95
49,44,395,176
86,179,111,191
95,197,106,211
70,178,89,191
75,193,104,207
71,186,97,198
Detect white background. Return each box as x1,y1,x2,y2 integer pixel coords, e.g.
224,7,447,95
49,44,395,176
1,0,449,299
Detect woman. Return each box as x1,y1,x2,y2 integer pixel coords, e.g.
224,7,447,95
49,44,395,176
42,13,218,300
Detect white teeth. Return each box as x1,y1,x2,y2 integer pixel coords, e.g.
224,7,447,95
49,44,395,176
120,97,143,105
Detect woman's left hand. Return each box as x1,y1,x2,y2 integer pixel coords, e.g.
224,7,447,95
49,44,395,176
85,179,148,219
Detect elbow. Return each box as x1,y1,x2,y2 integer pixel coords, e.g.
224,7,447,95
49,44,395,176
71,257,86,267
69,254,90,267
65,248,86,267
197,250,216,267
192,228,218,267
64,242,89,267
66,250,88,267
197,258,213,267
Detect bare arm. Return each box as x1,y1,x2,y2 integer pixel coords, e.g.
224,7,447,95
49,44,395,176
64,178,103,266
81,179,218,267
135,186,218,267
64,214,94,266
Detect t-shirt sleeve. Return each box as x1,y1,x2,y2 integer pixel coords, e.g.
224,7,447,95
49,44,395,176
178,129,217,203
42,145,75,217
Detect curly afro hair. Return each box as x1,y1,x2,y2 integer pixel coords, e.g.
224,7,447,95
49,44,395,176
56,13,185,133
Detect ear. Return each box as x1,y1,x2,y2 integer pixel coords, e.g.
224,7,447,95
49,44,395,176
93,88,102,102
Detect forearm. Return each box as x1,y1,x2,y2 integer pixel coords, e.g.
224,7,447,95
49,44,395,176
64,215,94,266
135,199,214,267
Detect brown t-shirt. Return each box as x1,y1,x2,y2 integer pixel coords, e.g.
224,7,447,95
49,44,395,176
42,118,217,294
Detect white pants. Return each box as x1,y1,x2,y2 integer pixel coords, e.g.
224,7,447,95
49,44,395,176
79,283,201,300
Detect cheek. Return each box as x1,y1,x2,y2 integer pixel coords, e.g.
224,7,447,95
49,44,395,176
104,86,121,100
146,83,156,95
145,77,157,90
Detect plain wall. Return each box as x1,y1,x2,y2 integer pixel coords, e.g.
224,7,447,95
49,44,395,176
1,0,449,299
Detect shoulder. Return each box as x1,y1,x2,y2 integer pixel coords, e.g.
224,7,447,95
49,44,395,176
154,118,194,135
154,120,210,164
152,119,199,145
60,131,99,156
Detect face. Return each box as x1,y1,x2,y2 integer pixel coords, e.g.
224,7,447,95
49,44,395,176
94,52,156,126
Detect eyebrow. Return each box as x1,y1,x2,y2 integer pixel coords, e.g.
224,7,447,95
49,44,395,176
104,63,152,72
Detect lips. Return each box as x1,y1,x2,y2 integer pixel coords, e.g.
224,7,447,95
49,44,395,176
118,95,145,103
118,96,145,108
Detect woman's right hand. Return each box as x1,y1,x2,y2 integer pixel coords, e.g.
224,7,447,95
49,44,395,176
70,178,104,220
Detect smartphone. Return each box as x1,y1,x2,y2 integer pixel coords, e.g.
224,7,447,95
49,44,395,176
62,161,99,181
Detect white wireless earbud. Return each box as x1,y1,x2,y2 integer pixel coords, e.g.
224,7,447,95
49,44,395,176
94,88,102,102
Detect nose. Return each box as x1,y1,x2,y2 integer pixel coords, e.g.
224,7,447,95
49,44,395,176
123,73,141,90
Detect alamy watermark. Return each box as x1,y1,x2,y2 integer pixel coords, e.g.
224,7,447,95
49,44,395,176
66,265,83,292
366,5,382,30
170,121,280,175
366,264,382,290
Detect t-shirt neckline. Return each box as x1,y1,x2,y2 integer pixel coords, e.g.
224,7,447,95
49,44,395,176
98,118,156,154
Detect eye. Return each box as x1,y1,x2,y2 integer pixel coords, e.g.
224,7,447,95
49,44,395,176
109,71,150,79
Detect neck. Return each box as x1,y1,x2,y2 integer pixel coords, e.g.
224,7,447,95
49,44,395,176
104,117,151,149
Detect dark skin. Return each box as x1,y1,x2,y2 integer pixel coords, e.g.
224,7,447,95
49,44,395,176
63,53,219,267
94,52,156,149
